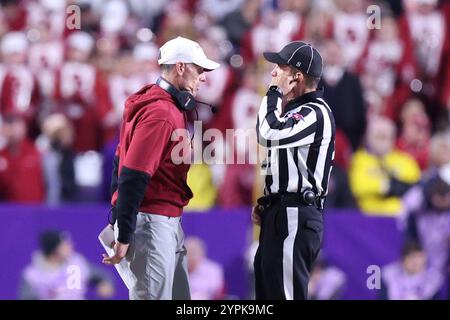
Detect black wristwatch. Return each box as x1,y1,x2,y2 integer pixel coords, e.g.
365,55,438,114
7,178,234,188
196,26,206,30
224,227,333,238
268,85,283,96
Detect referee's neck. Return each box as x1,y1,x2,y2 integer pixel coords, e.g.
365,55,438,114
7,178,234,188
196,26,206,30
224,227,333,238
303,88,316,95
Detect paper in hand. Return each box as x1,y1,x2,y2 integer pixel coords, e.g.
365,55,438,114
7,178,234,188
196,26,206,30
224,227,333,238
98,224,134,290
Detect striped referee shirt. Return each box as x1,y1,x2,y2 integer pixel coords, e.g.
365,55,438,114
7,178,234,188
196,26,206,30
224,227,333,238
256,88,336,200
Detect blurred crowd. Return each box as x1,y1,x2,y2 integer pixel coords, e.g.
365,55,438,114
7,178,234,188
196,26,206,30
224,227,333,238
1,0,450,300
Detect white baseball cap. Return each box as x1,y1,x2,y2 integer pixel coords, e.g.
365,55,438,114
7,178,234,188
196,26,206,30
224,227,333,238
1,32,28,56
158,36,220,71
67,31,94,52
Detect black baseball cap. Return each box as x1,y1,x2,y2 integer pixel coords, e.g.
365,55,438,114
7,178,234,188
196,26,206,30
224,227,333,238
263,41,323,78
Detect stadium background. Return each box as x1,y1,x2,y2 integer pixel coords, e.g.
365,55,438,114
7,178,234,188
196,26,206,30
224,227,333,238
0,0,449,300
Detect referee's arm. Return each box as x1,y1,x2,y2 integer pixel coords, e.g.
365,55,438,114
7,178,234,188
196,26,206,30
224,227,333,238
257,90,317,148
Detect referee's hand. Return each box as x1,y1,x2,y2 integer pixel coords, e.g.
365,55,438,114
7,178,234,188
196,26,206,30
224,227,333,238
102,241,130,265
252,205,264,226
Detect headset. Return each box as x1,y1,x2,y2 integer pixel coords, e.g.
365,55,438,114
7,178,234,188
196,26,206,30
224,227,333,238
156,77,196,111
156,77,218,113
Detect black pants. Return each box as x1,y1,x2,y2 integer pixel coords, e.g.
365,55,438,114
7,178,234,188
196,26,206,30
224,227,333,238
254,204,323,300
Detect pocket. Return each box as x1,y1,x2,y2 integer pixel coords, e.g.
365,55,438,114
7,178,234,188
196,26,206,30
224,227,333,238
302,219,323,261
274,208,289,240
125,236,135,262
304,220,323,234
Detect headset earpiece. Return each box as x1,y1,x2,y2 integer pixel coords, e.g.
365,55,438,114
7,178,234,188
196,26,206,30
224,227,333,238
156,77,196,111
176,90,196,111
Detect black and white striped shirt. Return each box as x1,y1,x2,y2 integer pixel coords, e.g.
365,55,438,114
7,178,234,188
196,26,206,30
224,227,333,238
256,88,336,200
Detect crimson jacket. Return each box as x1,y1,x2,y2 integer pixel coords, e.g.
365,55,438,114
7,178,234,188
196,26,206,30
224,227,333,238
111,84,193,243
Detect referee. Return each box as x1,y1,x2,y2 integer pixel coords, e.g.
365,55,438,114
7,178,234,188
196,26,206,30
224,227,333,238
252,41,336,300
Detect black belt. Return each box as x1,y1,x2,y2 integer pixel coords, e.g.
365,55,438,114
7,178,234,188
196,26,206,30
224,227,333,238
257,191,323,211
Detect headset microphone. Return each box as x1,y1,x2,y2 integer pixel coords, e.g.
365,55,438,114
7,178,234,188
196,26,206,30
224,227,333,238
156,77,218,113
196,100,218,114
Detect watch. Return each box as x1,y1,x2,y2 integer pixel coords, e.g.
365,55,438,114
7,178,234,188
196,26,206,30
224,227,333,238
268,85,283,96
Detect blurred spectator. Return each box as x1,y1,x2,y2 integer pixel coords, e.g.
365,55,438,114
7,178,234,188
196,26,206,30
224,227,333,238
349,116,421,216
0,114,45,202
100,135,119,202
396,99,431,170
303,8,333,45
218,65,259,207
99,0,129,36
0,31,40,136
78,1,100,35
28,20,64,103
331,0,369,71
26,0,66,39
157,1,198,45
241,0,311,64
398,0,449,123
37,113,77,205
326,129,356,209
94,34,121,74
186,163,217,211
198,0,243,22
326,167,356,210
427,131,450,172
356,14,415,119
54,31,103,152
185,236,225,300
132,42,160,88
308,256,347,300
401,163,450,275
380,240,444,300
221,0,261,49
195,31,234,128
127,0,167,31
97,43,159,145
19,230,114,300
333,128,353,170
0,0,27,32
320,39,366,150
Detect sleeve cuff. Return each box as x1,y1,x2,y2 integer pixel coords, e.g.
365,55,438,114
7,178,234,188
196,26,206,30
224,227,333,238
117,232,132,245
266,90,282,112
266,88,283,100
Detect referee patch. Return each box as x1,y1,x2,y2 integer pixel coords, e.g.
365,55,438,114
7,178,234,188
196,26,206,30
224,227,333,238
288,113,304,123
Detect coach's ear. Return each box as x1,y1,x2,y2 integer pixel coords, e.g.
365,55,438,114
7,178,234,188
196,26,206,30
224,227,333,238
175,62,185,76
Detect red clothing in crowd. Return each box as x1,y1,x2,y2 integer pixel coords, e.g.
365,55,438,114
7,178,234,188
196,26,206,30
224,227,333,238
111,84,193,217
241,11,306,64
54,62,105,152
397,5,449,118
0,140,45,202
0,65,40,128
396,136,429,171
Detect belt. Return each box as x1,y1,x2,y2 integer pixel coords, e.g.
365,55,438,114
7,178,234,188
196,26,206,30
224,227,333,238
257,191,323,211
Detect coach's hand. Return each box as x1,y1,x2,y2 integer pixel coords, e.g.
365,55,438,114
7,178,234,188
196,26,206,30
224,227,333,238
252,205,264,226
102,241,130,265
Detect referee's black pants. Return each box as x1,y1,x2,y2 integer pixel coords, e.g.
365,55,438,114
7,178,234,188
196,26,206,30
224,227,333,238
254,204,323,300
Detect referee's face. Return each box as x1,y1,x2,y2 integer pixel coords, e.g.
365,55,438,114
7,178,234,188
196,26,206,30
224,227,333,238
271,64,301,99
271,64,291,79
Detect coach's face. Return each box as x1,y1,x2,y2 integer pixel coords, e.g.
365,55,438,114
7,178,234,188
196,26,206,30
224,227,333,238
177,63,206,98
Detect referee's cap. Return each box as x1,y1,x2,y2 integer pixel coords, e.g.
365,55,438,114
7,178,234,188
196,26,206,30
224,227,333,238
263,41,323,78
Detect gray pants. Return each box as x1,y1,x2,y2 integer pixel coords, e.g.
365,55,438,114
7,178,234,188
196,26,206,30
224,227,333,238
127,212,191,300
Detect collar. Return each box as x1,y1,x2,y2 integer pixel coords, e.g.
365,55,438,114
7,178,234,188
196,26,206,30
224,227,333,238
284,87,324,113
